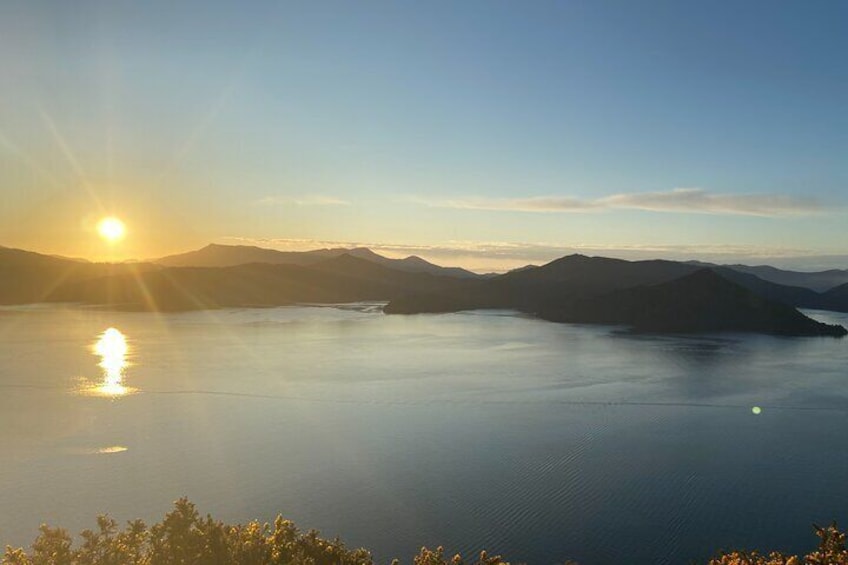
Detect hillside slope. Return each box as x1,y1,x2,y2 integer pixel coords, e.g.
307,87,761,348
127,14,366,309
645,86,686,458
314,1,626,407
156,244,480,279
538,269,846,336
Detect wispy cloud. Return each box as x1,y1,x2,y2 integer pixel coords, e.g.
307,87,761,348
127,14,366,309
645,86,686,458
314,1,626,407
254,195,350,206
421,188,822,217
428,196,596,213
598,188,821,216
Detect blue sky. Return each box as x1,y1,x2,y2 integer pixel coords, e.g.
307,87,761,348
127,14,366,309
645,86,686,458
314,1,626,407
1,1,846,269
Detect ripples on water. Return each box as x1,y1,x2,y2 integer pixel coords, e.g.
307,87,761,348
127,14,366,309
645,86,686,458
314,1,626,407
0,305,846,564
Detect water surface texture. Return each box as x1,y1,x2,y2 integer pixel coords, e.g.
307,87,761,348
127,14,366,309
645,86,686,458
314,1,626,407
1,305,846,564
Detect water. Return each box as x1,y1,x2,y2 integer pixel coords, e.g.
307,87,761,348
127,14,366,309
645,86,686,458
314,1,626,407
1,305,847,564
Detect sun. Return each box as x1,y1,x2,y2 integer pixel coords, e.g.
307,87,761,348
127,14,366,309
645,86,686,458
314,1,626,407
97,217,126,242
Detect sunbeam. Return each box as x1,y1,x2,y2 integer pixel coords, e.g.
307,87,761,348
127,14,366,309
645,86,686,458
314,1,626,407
37,108,104,215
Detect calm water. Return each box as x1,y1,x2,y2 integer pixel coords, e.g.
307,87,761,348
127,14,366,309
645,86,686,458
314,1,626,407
1,305,847,564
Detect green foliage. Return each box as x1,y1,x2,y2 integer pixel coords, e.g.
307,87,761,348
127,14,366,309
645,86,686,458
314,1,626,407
410,546,509,565
1,498,506,565
708,522,848,565
4,499,846,565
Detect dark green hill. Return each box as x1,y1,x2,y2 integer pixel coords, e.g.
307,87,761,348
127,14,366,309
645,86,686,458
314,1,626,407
508,254,697,288
385,256,847,337
538,268,846,336
712,266,826,309
385,254,702,314
820,282,848,312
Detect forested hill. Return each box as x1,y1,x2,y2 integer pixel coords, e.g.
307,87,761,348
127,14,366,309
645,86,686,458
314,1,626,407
1,245,846,337
383,255,848,337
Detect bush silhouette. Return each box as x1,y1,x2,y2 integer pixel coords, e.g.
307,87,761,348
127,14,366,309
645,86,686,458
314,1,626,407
4,499,846,564
706,522,847,565
2,498,507,565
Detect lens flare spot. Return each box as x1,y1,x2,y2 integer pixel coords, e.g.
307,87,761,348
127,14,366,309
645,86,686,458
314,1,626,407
752,406,762,415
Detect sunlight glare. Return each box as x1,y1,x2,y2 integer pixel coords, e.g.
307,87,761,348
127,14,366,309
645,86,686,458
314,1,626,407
97,217,126,242
96,446,129,454
81,327,136,397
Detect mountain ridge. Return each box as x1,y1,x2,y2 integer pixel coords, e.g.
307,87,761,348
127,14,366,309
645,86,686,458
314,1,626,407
1,244,846,336
687,260,848,292
156,243,481,279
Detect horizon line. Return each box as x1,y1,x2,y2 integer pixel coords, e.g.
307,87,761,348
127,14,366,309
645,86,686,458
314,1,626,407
4,240,848,274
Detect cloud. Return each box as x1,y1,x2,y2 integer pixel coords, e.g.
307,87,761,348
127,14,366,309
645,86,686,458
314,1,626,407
598,188,821,216
254,195,350,206
422,188,823,217
429,196,596,213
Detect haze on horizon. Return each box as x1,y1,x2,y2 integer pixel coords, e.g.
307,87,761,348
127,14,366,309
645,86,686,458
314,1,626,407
1,1,846,272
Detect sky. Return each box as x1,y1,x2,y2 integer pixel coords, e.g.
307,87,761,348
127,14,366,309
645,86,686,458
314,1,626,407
1,0,846,271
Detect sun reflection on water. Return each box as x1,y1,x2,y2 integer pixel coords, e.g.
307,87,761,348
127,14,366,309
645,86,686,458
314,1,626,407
79,327,137,397
95,445,129,454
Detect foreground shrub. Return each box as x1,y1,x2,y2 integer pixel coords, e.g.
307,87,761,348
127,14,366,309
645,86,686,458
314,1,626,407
1,498,508,565
707,523,847,565
3,498,845,564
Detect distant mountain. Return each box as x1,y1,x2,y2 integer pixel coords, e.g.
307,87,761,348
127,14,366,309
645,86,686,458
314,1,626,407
156,244,341,268
711,267,826,310
305,254,472,295
342,248,481,279
687,260,848,292
156,243,481,279
678,263,847,312
2,245,846,336
0,246,158,305
504,264,538,274
727,264,848,292
38,254,468,311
